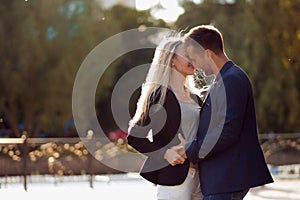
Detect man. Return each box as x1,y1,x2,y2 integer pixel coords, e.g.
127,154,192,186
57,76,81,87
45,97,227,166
174,25,274,200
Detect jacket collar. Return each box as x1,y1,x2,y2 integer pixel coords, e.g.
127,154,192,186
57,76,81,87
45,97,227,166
215,60,234,81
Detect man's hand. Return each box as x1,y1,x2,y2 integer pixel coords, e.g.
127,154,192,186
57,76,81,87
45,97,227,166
176,133,187,159
164,148,185,166
164,134,187,166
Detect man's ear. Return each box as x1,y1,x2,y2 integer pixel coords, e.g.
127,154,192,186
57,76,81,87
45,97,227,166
205,49,215,59
205,49,216,59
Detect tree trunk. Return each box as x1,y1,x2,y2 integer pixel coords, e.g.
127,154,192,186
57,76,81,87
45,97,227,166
4,101,20,137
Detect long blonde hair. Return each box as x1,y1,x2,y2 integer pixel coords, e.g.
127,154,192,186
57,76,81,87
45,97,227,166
129,34,191,127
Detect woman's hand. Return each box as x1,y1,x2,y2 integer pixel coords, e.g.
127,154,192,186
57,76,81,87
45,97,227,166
164,133,187,166
176,133,187,159
164,148,185,166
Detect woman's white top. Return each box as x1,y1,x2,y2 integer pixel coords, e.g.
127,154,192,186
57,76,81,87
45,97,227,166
179,99,201,143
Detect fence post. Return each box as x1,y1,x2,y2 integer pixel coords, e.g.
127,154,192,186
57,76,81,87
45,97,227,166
87,136,93,189
88,152,93,188
22,133,27,191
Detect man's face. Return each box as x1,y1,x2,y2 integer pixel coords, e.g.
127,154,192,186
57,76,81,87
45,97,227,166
186,45,215,76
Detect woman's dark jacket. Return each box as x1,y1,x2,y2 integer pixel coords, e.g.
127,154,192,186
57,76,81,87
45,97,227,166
127,88,202,186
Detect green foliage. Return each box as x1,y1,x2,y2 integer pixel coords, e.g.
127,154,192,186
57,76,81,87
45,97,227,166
0,0,115,137
0,1,168,137
193,68,214,100
1,0,299,136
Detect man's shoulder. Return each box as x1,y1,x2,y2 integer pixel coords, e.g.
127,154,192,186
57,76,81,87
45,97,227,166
218,65,252,93
228,63,246,74
225,64,250,82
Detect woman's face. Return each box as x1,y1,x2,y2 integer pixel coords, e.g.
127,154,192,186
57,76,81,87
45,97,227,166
172,44,195,76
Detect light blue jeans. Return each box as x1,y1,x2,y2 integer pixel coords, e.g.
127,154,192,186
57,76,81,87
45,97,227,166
203,189,249,200
157,167,203,200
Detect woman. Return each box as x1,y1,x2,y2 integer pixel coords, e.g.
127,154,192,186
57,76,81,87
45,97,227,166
127,35,203,200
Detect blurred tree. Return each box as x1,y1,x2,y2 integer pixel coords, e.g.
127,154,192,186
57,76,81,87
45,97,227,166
0,1,168,137
0,0,115,137
2,0,298,136
193,68,214,100
0,1,24,136
247,0,300,132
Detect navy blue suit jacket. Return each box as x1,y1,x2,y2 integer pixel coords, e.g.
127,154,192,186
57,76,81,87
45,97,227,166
185,61,274,195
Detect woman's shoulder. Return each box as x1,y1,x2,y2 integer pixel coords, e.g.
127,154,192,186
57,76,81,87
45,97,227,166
150,87,177,102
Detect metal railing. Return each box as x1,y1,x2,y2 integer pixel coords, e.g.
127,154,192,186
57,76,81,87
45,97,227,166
0,136,135,190
0,133,299,190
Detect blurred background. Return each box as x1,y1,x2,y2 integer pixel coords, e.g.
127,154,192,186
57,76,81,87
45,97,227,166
0,0,299,197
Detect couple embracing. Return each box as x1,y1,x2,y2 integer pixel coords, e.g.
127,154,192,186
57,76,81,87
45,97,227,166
127,25,273,200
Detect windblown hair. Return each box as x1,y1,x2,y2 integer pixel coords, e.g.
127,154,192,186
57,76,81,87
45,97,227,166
129,34,184,127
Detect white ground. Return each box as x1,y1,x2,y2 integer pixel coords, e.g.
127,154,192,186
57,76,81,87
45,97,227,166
0,174,299,200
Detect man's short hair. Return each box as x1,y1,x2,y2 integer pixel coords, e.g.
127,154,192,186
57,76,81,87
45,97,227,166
185,25,224,55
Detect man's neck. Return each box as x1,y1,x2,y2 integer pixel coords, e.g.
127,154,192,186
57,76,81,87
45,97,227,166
213,53,229,74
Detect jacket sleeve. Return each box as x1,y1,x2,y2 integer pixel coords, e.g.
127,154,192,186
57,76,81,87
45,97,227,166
127,121,165,154
127,122,169,166
126,91,169,162
186,72,249,162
